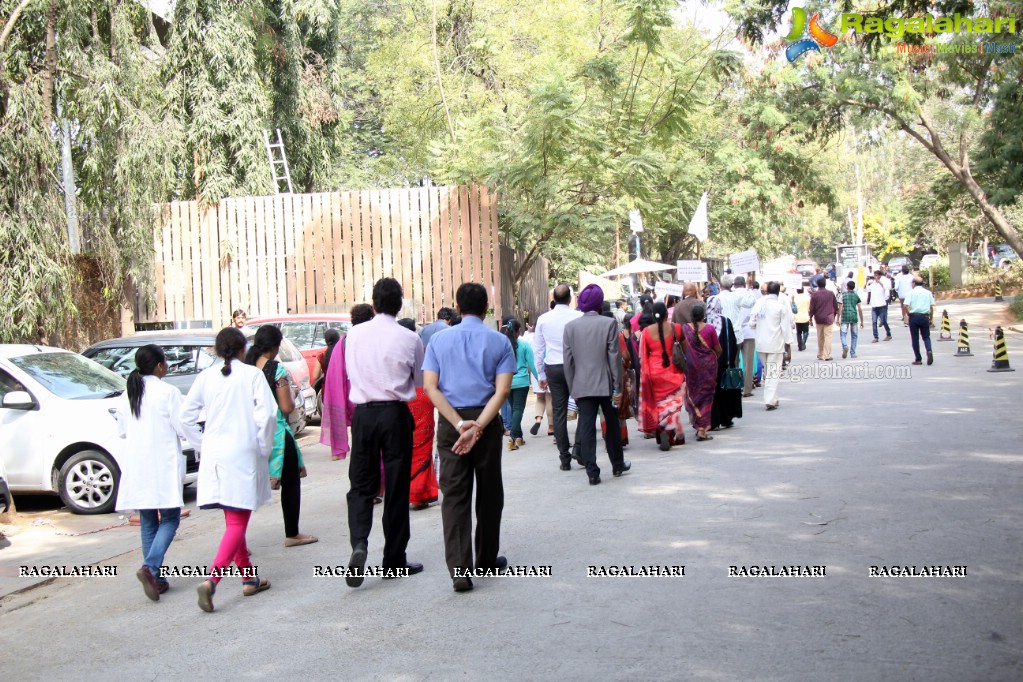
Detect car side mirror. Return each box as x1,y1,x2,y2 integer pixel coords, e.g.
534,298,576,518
2,390,36,410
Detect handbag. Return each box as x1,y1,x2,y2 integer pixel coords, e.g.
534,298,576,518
670,324,687,372
719,324,744,391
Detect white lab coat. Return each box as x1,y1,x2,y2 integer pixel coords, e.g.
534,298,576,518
180,362,277,511
113,376,187,511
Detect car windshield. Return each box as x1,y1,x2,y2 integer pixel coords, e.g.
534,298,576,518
11,352,126,400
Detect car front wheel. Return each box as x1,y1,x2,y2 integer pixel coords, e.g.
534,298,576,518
58,450,120,515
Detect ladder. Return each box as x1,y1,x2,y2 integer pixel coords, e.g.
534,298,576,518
263,128,294,194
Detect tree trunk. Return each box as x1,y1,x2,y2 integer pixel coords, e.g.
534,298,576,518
958,169,1023,257
41,0,58,129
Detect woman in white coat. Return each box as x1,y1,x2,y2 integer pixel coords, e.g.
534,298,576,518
114,344,187,602
180,327,278,612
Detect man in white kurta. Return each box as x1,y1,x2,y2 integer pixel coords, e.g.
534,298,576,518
749,281,795,410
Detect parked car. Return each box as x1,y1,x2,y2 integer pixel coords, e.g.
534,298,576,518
247,314,353,379
919,254,942,269
0,454,10,514
994,244,1019,268
83,329,314,432
0,345,198,515
888,256,912,272
794,259,819,287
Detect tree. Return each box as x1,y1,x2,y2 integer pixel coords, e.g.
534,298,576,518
727,0,1023,256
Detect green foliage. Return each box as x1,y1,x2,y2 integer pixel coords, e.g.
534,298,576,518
929,262,951,290
1010,293,1023,321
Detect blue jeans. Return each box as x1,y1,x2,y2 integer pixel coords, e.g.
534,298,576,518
871,306,891,340
908,313,932,361
139,508,181,581
840,323,859,356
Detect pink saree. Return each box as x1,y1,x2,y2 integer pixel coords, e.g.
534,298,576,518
319,337,354,460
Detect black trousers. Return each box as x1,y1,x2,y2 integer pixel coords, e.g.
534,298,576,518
347,402,414,568
576,396,625,478
795,322,810,351
545,364,572,464
438,408,503,578
280,432,301,537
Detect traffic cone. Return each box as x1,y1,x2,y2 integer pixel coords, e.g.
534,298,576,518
988,326,1015,372
994,280,1004,303
955,319,973,357
938,309,952,341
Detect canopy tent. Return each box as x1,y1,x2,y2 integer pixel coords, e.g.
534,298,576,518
578,271,625,301
597,258,678,278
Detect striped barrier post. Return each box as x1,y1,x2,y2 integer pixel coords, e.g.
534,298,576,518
987,326,1014,372
955,319,973,357
938,309,951,341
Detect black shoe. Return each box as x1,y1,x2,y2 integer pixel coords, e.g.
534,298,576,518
453,577,474,592
529,421,541,436
382,562,424,579
136,566,160,602
345,545,368,588
612,461,631,477
589,475,601,485
494,555,508,569
658,432,671,451
927,351,933,365
560,462,571,471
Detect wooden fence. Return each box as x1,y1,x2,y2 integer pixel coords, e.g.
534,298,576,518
499,245,550,325
137,185,504,325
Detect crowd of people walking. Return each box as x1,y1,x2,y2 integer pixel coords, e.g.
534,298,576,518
112,264,934,608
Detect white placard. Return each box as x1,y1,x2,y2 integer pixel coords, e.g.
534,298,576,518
783,274,804,291
675,260,708,282
730,249,760,274
628,209,644,233
654,281,685,299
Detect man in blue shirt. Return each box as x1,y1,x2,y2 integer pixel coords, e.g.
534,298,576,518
905,276,935,365
418,307,454,348
423,283,516,593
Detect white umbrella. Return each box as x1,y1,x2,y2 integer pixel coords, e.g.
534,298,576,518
597,258,678,278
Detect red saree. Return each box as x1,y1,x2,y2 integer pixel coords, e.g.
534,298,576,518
639,324,687,445
408,387,438,506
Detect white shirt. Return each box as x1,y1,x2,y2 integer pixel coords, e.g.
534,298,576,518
894,273,914,300
866,280,889,308
716,289,743,343
345,313,424,403
750,295,794,354
733,287,758,341
533,304,583,380
113,376,187,511
181,362,277,511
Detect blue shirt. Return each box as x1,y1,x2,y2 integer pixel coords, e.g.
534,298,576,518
419,319,449,348
905,286,935,314
422,316,516,408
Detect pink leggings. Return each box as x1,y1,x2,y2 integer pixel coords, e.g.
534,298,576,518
210,509,252,584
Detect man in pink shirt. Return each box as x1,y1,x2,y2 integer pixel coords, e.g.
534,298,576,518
343,278,426,587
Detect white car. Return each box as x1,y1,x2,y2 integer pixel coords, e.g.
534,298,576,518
919,254,942,269
0,345,198,515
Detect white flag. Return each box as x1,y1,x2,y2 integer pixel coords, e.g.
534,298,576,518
628,208,644,233
687,192,708,242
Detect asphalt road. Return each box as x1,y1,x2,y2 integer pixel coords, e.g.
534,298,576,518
1,298,1021,681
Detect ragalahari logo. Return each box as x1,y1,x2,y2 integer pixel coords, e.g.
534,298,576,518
784,8,839,62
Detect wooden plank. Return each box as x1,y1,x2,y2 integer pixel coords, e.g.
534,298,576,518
224,200,239,319
318,192,330,306
154,205,169,322
351,191,366,304
489,188,502,317
413,189,431,321
252,197,265,316
448,185,464,292
369,189,383,284
387,188,400,282
172,201,186,322
479,188,494,317
216,200,229,326
303,193,316,311
200,202,216,325
342,191,357,307
468,185,482,285
291,193,303,313
283,194,297,314
399,188,414,309
271,195,285,314
364,190,378,292
243,196,257,316
430,186,444,310
330,192,343,306
185,200,199,321
456,185,470,285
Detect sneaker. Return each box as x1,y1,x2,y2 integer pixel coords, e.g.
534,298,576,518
927,351,933,365
850,353,857,358
515,438,525,447
842,348,848,359
136,566,160,602
884,336,893,341
507,438,518,451
872,339,879,343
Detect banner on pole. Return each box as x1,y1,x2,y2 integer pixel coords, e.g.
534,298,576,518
654,281,685,299
729,249,760,274
628,209,644,233
675,260,708,282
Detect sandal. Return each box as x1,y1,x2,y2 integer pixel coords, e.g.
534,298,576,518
696,432,713,441
242,576,271,596
196,579,216,612
284,534,319,547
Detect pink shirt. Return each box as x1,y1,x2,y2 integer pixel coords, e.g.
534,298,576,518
344,314,424,403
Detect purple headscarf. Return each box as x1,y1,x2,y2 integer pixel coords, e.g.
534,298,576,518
577,284,605,314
